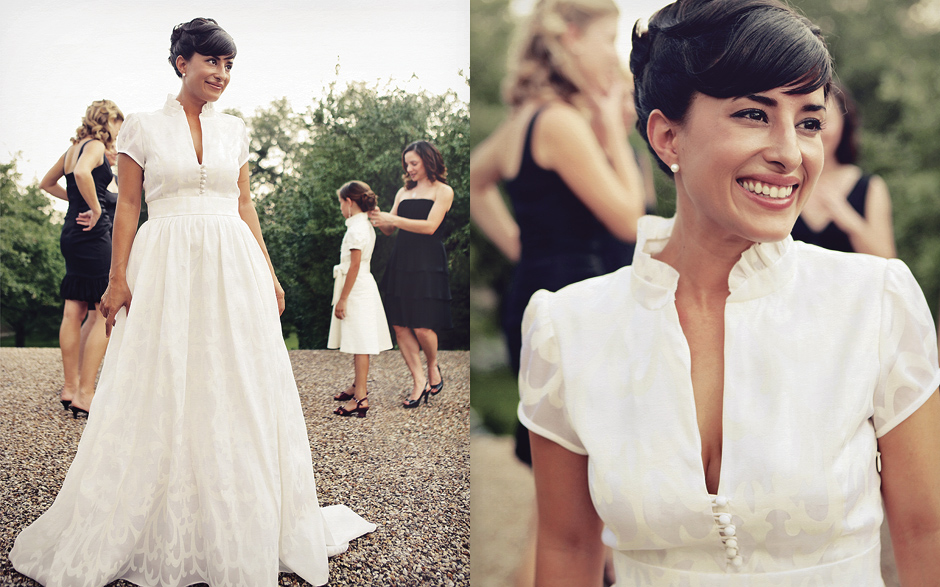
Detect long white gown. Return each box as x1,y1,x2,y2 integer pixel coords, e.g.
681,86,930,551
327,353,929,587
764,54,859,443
10,95,375,587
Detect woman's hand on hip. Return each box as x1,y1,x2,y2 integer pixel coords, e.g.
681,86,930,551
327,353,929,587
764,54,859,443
81,208,102,231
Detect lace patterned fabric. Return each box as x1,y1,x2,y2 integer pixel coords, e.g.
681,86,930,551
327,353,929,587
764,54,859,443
518,215,939,585
10,96,376,587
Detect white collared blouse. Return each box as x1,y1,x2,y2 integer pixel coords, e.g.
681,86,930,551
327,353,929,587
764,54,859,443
519,215,939,585
117,94,250,205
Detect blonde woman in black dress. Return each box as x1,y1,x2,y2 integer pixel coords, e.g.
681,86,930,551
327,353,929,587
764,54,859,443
39,99,123,416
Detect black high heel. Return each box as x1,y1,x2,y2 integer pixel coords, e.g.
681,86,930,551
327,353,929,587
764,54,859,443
334,397,369,418
334,384,356,402
60,399,72,410
429,366,444,396
403,383,431,409
69,405,89,419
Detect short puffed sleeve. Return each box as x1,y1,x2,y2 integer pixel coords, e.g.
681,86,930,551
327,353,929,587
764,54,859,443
236,117,250,168
872,259,940,437
116,113,146,168
517,290,586,455
345,220,368,251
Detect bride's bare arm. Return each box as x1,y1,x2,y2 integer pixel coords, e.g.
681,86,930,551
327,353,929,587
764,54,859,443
530,432,605,586
236,163,285,315
100,154,143,336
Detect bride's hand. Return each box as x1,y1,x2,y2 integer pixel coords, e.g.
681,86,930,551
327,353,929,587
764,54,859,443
274,281,286,316
99,277,132,337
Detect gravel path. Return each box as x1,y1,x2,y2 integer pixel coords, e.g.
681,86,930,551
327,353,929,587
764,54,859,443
0,348,469,587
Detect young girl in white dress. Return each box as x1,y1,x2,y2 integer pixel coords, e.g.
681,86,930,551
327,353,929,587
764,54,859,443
329,180,393,418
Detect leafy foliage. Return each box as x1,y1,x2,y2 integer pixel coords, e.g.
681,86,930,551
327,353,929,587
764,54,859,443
0,157,65,346
250,82,470,349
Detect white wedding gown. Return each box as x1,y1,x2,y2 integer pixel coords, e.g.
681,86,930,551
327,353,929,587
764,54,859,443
10,96,375,587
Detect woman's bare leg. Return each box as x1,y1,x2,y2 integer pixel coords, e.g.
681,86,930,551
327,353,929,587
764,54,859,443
339,354,371,412
72,303,108,411
394,325,427,402
59,300,88,403
414,327,441,388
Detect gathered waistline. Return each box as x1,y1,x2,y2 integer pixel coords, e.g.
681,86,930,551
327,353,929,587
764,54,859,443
146,197,239,219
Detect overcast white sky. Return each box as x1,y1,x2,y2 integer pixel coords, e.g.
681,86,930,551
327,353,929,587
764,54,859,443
0,0,669,209
1,0,470,195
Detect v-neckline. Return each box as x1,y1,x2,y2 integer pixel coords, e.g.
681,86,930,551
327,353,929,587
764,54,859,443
672,304,728,498
185,113,204,166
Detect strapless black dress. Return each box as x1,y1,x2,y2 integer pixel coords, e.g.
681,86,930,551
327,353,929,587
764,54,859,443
380,198,453,331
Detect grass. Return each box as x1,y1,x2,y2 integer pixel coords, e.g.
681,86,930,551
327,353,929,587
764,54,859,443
469,366,519,436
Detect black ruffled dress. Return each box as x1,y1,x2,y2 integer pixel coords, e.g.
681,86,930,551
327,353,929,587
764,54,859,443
380,198,453,331
59,141,114,304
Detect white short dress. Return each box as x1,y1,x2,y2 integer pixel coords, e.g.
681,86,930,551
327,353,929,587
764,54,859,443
10,95,376,587
327,212,393,355
519,215,940,586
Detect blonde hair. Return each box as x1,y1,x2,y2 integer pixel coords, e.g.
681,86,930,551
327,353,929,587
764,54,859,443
72,100,124,149
503,0,619,107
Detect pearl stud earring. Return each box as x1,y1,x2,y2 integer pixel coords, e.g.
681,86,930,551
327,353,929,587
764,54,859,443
670,163,679,173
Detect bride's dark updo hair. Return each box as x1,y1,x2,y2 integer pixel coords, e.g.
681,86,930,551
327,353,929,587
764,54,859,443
630,0,832,175
169,18,237,78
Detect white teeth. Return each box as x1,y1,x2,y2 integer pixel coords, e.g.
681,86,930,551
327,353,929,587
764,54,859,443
740,180,794,199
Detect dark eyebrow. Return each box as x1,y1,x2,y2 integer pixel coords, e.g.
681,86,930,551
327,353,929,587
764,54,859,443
740,94,776,107
735,94,826,113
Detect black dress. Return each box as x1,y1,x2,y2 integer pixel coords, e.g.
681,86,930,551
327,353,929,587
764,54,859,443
502,107,641,464
59,141,114,304
790,175,869,253
380,198,453,331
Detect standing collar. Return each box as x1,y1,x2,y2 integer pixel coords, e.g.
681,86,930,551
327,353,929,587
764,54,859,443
345,211,369,227
162,94,216,116
630,215,796,309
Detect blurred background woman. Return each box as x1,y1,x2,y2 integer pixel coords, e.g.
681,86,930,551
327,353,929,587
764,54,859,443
39,99,123,417
470,0,651,465
791,81,896,257
370,140,454,408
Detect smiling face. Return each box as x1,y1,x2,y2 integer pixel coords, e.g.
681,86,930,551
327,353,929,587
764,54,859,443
568,14,620,94
403,151,427,183
667,86,827,245
177,52,233,103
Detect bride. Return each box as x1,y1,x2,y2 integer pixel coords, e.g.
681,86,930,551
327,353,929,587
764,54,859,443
10,18,374,587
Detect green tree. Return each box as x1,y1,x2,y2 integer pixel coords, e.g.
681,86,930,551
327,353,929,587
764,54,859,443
0,158,65,346
253,82,470,349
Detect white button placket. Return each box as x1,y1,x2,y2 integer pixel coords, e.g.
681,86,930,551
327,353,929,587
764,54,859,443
199,164,207,195
711,495,742,570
